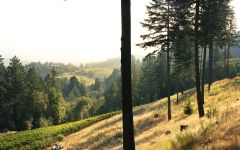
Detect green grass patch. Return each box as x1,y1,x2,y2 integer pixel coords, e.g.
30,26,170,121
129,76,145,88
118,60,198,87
0,112,120,150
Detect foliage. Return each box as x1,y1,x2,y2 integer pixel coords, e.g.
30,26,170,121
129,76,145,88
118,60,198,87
206,106,219,119
183,101,193,116
0,112,119,150
171,132,197,150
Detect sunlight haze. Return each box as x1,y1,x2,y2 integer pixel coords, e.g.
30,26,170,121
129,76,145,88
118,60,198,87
0,0,239,64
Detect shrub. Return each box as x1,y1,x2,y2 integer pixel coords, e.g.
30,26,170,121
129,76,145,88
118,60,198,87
183,101,193,116
56,134,64,141
171,132,197,150
38,117,49,128
206,106,219,119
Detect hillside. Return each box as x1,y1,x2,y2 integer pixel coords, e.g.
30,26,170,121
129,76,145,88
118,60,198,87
47,76,240,150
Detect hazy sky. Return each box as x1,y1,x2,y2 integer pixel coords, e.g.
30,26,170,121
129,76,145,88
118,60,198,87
0,0,239,64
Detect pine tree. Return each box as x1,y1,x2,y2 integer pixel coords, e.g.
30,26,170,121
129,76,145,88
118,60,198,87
203,0,233,92
24,67,45,128
6,56,27,130
194,0,205,117
45,68,66,125
0,55,7,130
131,56,141,106
138,0,177,120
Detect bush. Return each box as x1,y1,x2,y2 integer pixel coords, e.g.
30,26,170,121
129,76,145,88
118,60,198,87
38,117,49,128
183,101,193,115
56,134,64,141
171,132,197,150
206,106,219,119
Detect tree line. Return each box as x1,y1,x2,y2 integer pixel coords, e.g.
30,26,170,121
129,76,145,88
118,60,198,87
137,0,239,120
1,49,239,131
120,0,239,148
0,55,120,131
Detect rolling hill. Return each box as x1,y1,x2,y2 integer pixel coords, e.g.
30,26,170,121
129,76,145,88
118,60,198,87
1,76,240,150
50,76,240,150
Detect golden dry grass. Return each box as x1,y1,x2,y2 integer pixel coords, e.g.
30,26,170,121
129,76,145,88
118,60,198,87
57,74,95,86
54,76,240,150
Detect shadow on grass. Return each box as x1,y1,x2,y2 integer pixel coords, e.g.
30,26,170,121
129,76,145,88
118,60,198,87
70,130,123,150
93,115,122,131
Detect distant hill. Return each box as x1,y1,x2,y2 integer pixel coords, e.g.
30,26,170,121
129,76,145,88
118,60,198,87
86,58,120,69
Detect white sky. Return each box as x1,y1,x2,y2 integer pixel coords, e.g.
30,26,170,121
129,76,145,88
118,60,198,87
0,0,239,64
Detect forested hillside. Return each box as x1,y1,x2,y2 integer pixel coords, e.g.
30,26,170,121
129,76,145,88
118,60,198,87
1,0,240,149
1,50,240,132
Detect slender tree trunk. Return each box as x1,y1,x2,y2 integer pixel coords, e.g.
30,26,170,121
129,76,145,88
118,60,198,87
176,79,179,105
176,92,179,105
224,46,227,75
167,51,171,120
121,0,135,149
201,1,209,105
200,47,203,77
201,45,207,104
12,97,17,129
167,1,171,121
226,44,230,78
194,0,204,117
208,40,213,92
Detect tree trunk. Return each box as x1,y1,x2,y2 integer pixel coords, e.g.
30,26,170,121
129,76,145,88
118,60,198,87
167,51,171,120
201,0,209,105
194,0,204,117
176,92,179,105
201,45,207,104
200,47,203,76
224,46,227,73
226,44,230,78
208,40,213,92
121,0,135,149
167,1,171,121
176,79,179,105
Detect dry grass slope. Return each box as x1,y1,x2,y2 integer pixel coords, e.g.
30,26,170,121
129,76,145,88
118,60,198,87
54,76,240,150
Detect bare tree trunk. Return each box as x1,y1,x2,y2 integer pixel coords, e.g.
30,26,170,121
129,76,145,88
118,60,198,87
176,79,179,105
176,92,179,105
167,1,171,121
208,40,213,92
194,0,204,117
201,46,207,104
201,0,209,104
121,0,135,149
200,47,203,77
226,44,230,78
224,46,227,72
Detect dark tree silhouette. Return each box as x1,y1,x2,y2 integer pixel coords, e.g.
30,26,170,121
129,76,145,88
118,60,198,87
121,0,135,149
194,0,204,117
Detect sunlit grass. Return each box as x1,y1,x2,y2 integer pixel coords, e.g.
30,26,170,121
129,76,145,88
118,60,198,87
58,76,240,150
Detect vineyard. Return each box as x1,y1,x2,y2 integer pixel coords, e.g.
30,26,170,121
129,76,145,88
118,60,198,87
0,112,119,150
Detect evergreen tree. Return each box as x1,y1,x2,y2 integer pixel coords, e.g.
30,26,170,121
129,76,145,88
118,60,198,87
24,67,46,128
138,0,178,120
194,0,205,117
0,55,7,130
6,56,27,130
45,68,66,125
131,56,142,105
